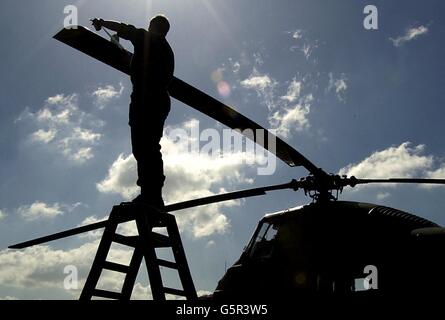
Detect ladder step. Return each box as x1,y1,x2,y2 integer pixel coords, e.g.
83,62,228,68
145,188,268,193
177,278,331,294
112,234,139,247
157,258,178,269
151,232,172,247
103,261,130,273
163,287,187,296
92,289,122,300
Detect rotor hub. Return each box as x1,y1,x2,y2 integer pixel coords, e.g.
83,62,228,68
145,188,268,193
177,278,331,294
297,173,359,202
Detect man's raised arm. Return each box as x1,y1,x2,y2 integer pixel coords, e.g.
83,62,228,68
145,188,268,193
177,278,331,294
91,18,119,31
91,18,136,41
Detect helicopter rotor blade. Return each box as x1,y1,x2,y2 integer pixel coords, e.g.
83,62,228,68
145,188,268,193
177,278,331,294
165,179,299,211
168,78,322,174
9,180,299,249
53,26,323,176
349,178,445,187
8,221,108,249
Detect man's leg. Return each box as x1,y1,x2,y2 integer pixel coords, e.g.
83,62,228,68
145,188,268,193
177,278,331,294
130,121,166,207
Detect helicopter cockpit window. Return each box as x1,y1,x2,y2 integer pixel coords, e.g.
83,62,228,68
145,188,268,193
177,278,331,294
249,222,279,259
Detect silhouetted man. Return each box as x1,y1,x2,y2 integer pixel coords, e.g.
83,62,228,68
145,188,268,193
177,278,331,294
92,15,174,208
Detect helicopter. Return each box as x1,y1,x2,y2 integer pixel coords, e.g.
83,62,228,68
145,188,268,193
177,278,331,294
9,25,445,299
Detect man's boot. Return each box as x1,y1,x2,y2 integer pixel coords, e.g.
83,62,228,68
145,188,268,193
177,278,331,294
132,187,165,209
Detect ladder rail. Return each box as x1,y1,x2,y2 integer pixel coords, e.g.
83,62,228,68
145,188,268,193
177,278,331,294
79,209,119,300
120,247,144,299
165,217,198,300
136,213,166,301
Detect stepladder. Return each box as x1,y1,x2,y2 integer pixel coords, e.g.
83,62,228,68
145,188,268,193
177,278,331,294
79,202,197,300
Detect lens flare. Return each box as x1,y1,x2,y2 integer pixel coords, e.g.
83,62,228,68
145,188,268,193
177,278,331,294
211,69,224,83
217,81,231,98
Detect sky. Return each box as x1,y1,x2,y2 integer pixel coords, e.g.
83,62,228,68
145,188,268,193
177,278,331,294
1,0,445,299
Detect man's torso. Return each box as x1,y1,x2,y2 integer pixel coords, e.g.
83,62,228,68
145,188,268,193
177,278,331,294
118,25,175,126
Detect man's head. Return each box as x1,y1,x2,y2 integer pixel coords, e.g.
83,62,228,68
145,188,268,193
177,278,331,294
148,14,170,37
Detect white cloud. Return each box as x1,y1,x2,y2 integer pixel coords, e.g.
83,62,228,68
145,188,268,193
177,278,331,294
280,78,301,102
0,296,18,300
0,242,96,290
292,30,303,40
96,153,139,200
197,290,212,297
131,283,153,300
376,192,391,200
176,203,231,238
241,73,273,91
229,47,322,137
0,241,110,295
71,147,94,162
339,142,433,179
0,209,5,221
427,165,445,179
328,73,348,102
76,215,107,239
338,142,445,193
47,94,69,105
161,125,254,237
253,52,264,66
16,201,81,221
92,83,124,109
30,129,57,143
390,25,429,47
17,202,63,221
17,93,104,164
37,94,77,125
301,44,313,59
240,67,313,137
223,57,242,75
288,29,319,60
269,94,312,138
232,61,240,74
240,69,277,110
423,164,445,189
206,240,216,247
334,79,347,93
56,127,101,162
300,42,319,60
71,127,101,142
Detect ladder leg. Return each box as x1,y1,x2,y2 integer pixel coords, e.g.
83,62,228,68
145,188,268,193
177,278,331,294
120,246,144,299
165,216,198,300
80,215,119,300
136,214,166,301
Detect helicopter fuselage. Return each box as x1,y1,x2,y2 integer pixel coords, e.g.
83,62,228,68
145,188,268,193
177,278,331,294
213,201,445,298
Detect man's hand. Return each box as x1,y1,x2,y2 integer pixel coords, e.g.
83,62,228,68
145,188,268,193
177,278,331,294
90,18,103,31
90,19,123,34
